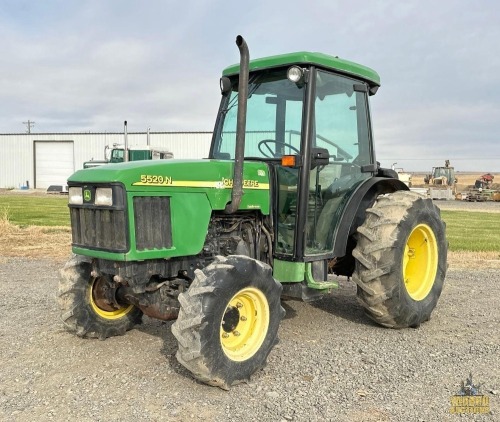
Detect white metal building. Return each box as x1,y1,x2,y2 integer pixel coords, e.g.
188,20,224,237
0,132,212,189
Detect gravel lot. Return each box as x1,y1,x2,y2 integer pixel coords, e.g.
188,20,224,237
434,200,500,213
0,257,498,421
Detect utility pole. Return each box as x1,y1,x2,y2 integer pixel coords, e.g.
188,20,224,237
23,120,35,134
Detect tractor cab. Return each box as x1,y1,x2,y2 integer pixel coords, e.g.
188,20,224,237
210,52,383,270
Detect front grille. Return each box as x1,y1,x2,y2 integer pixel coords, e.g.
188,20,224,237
134,196,172,251
70,207,128,251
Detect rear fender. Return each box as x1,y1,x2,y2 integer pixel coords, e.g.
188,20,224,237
333,177,409,257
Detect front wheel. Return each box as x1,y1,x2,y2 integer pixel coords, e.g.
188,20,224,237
171,255,285,389
353,191,447,328
58,254,142,339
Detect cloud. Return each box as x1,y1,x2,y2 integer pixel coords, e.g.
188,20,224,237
0,0,499,171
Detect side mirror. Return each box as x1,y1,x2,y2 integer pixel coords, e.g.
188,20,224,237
311,147,329,169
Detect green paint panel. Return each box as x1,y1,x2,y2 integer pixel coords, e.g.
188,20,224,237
126,192,212,260
71,192,212,261
305,263,338,290
223,51,380,87
128,150,151,161
68,159,271,261
72,246,126,261
273,259,305,283
69,159,270,214
169,193,211,256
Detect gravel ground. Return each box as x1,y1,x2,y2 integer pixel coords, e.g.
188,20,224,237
0,257,498,422
434,200,500,213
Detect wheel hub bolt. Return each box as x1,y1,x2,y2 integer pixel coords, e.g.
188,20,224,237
222,332,229,338
233,331,240,336
236,302,243,309
240,316,247,321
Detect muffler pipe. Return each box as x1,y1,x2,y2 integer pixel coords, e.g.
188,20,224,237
124,120,129,162
224,35,249,214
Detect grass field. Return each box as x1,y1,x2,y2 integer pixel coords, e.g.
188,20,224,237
441,210,500,252
0,194,69,226
1,194,499,254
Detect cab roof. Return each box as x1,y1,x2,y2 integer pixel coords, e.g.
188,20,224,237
223,51,380,88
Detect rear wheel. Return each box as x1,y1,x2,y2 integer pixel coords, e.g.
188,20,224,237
171,255,285,389
58,254,142,339
353,191,447,328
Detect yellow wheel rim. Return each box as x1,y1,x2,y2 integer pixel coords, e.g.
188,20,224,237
220,287,270,362
89,278,134,320
403,224,438,301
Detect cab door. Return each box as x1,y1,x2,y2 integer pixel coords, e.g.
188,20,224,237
304,70,374,256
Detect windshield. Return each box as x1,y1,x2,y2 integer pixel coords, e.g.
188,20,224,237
212,68,304,159
111,149,124,162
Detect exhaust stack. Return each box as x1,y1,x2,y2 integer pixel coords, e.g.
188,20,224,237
224,35,249,214
124,120,129,162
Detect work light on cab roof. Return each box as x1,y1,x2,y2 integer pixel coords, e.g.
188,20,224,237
287,65,304,83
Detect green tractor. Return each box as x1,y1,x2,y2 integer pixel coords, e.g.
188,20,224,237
59,36,447,389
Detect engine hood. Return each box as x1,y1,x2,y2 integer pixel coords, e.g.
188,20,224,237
68,159,271,213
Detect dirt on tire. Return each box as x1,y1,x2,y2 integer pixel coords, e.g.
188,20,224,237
353,191,447,328
58,254,143,339
172,255,285,389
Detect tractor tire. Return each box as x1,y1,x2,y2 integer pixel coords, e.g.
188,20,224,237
352,191,447,328
58,254,142,339
171,255,285,389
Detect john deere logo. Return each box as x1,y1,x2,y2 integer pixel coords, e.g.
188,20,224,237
83,189,92,202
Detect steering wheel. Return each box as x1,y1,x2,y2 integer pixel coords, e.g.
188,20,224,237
258,139,300,158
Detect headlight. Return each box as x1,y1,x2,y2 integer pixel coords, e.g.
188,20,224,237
95,188,113,206
287,66,304,83
68,187,83,205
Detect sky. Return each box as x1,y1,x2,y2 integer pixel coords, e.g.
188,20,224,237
0,0,499,172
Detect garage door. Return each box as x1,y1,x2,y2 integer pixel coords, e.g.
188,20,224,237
35,141,74,189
